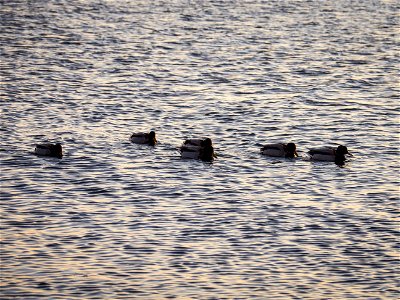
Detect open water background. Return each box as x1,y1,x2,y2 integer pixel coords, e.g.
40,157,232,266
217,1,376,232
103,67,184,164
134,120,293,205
1,0,399,299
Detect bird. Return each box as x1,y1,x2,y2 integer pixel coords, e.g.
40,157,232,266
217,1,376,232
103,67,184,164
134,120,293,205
34,143,63,158
180,138,216,161
130,131,157,146
182,139,204,147
308,145,352,164
260,142,298,158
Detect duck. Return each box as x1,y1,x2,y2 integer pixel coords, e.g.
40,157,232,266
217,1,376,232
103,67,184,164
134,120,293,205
34,143,63,158
308,145,352,164
130,131,157,146
182,139,204,147
260,142,298,158
180,138,216,161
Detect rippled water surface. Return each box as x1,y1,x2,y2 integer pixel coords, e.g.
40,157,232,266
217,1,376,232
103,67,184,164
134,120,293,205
1,0,399,299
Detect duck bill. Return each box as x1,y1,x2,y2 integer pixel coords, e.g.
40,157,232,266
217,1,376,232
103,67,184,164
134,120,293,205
347,152,353,157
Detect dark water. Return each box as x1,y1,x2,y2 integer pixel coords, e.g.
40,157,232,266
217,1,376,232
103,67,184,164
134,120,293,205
1,0,399,299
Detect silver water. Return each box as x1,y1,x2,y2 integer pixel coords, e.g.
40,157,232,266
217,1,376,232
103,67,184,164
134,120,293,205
1,0,399,299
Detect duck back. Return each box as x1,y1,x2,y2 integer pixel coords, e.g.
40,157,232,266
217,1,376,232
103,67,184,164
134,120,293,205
260,144,285,157
34,145,52,156
180,146,201,159
183,139,203,147
309,147,337,161
34,143,63,158
130,134,148,144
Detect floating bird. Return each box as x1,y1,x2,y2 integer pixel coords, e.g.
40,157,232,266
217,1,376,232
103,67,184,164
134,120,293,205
308,145,352,164
34,143,63,158
182,139,204,147
180,138,216,161
260,142,298,158
130,131,157,146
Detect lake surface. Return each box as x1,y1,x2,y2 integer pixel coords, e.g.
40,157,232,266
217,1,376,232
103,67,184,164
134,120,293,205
1,0,399,299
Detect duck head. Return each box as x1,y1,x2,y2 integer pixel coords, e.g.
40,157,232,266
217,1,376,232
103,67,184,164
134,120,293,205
334,145,352,165
285,142,298,158
148,131,157,145
53,143,63,158
336,145,351,156
202,138,212,147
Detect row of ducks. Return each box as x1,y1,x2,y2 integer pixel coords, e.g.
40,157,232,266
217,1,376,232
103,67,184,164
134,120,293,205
34,131,353,164
131,131,216,161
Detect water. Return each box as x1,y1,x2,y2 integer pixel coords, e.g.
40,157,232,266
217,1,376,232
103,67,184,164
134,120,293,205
1,0,399,299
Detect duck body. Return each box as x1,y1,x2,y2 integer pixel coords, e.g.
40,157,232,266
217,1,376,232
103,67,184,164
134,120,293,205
34,143,63,158
180,138,216,161
183,139,204,147
180,145,201,159
260,142,298,158
130,131,157,146
308,145,351,163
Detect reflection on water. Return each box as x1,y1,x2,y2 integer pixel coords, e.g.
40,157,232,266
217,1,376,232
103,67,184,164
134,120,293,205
1,0,399,299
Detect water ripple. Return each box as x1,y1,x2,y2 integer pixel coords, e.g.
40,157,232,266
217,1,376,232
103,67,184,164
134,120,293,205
1,0,399,299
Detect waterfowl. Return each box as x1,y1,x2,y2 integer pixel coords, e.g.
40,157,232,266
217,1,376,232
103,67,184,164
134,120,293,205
130,131,157,146
34,143,63,158
308,145,352,164
260,142,298,158
180,138,216,161
183,139,204,147
180,145,202,159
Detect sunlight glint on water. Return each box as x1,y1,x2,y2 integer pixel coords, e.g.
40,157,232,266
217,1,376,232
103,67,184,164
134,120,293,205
1,0,399,299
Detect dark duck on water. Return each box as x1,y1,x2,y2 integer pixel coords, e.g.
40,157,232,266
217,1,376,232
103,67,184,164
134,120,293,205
34,143,63,159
